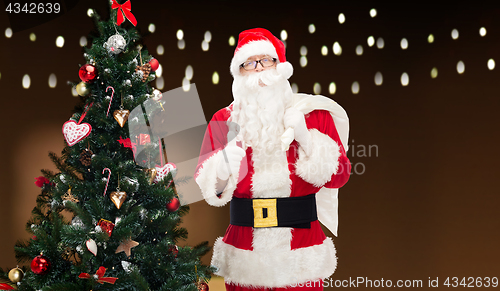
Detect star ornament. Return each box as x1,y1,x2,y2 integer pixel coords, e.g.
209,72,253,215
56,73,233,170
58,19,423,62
115,238,139,257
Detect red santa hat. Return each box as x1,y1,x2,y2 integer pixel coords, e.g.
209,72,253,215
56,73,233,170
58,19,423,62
230,28,293,79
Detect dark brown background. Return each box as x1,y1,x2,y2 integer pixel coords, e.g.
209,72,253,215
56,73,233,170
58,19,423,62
1,0,499,289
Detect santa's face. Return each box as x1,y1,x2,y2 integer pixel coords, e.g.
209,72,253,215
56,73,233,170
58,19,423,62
229,63,293,151
239,54,277,77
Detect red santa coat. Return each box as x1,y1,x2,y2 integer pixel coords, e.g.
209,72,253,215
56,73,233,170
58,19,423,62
195,99,350,288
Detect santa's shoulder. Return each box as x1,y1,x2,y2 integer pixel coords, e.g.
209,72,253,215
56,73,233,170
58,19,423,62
211,104,233,121
292,93,348,120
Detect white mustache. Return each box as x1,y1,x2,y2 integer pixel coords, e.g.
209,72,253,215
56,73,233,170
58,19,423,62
244,69,283,89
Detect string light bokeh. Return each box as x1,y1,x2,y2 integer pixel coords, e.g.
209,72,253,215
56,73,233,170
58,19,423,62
1,2,499,290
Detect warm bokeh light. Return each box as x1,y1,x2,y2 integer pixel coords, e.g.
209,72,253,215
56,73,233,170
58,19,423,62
56,36,64,47
22,74,30,89
376,37,384,49
5,28,12,38
291,83,299,93
333,42,342,55
329,82,336,95
338,13,345,24
229,36,235,46
428,34,434,43
87,8,94,17
479,27,487,37
370,8,377,17
204,31,212,42
300,46,308,56
351,81,360,94
177,39,185,50
280,30,288,41
308,24,316,34
367,36,375,47
457,61,465,74
313,82,321,94
451,29,459,40
157,44,164,55
48,73,57,88
29,33,36,42
356,45,363,55
400,38,408,49
148,23,156,33
321,46,328,56
201,40,209,51
300,56,308,67
176,29,184,40
487,59,495,70
185,65,194,80
431,67,438,78
375,72,383,85
156,76,164,90
401,72,409,86
80,36,87,47
156,64,163,77
212,71,219,84
182,77,190,92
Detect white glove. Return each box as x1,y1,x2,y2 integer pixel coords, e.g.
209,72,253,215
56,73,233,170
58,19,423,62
284,107,311,153
216,132,246,181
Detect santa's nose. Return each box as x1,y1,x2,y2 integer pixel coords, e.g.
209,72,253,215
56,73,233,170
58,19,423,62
255,62,264,71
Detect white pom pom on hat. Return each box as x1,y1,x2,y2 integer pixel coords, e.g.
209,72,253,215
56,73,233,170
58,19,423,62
230,28,293,79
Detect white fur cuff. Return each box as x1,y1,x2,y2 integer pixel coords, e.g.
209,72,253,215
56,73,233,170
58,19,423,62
195,151,237,207
211,236,337,288
295,129,341,187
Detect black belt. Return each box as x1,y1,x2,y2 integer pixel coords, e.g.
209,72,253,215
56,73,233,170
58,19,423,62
230,194,317,228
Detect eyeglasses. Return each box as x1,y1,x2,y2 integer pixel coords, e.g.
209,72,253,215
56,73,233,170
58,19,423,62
240,57,277,71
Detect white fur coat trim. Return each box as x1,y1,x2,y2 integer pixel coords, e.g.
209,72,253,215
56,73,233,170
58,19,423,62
250,146,292,198
195,150,238,207
295,128,341,187
211,235,337,288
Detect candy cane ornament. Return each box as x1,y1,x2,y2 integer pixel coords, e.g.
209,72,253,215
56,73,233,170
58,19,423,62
106,86,115,117
102,168,111,196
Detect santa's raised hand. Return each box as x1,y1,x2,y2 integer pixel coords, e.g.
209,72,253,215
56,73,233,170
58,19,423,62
284,107,312,155
216,131,246,181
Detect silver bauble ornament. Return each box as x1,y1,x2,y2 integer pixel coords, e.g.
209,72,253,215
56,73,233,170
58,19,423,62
105,34,126,54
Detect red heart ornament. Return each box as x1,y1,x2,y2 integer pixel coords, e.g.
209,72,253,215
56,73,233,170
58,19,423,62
62,120,92,146
154,163,177,183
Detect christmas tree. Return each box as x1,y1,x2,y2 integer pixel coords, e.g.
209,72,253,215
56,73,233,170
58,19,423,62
0,2,212,290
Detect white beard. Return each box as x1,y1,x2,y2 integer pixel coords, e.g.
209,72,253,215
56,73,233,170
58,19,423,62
229,69,293,152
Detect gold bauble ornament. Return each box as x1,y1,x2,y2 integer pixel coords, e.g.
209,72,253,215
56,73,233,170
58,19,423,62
110,190,127,209
113,109,130,127
8,266,24,283
76,82,90,96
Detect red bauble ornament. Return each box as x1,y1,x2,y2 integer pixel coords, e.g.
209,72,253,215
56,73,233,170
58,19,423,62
97,219,115,237
168,245,179,257
166,197,180,212
31,255,51,275
149,58,159,72
79,64,97,83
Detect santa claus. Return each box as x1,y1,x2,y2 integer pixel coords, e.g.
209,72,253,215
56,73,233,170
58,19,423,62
195,28,351,291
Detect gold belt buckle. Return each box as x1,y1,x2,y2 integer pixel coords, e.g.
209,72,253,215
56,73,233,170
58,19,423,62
253,199,278,228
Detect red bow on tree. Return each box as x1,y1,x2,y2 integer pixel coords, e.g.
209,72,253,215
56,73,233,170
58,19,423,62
78,266,118,284
111,0,137,26
0,283,14,290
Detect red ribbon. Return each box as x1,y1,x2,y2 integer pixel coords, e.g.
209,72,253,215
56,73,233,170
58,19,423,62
111,0,137,26
79,266,118,284
0,283,14,290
